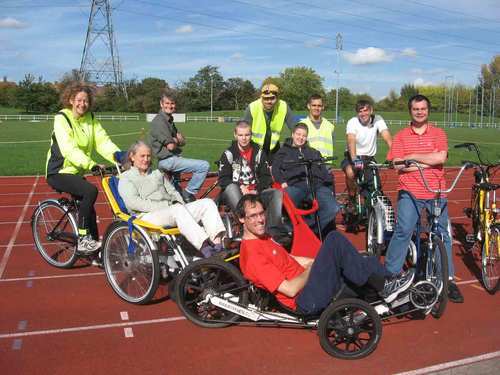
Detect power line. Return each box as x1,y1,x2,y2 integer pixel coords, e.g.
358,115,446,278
116,2,482,74
342,0,500,39
406,0,500,24
285,0,500,53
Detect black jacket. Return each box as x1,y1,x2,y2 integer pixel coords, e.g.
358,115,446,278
272,138,332,188
218,141,272,192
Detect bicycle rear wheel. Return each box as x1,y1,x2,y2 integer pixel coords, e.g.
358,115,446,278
102,222,160,304
482,224,500,294
425,235,449,319
31,200,78,268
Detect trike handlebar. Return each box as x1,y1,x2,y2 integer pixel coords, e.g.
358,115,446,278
282,156,336,168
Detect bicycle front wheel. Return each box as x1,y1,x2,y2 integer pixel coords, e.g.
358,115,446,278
102,222,160,304
366,209,383,257
425,235,449,319
31,200,78,268
482,224,500,294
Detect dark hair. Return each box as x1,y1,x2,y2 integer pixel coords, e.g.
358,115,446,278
235,194,266,219
293,122,309,134
122,140,150,171
408,94,431,112
355,99,373,112
61,83,94,109
307,94,323,104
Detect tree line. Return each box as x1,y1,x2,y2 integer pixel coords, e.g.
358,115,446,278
1,55,498,115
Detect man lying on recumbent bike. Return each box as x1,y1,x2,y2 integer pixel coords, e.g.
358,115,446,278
237,194,415,315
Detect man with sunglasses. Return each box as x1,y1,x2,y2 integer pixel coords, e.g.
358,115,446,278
243,83,295,159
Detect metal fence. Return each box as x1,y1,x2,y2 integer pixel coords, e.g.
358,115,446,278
185,116,499,129
0,114,140,121
1,113,498,129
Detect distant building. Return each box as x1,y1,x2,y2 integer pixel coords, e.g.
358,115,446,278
0,76,16,89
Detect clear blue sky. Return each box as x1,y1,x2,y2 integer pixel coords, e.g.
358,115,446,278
1,0,499,99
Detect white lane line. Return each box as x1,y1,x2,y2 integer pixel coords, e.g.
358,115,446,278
11,338,22,350
123,327,134,338
0,214,113,226
0,201,110,209
26,270,35,288
0,176,39,279
394,350,500,375
0,316,186,339
121,311,133,338
0,271,104,283
456,279,480,286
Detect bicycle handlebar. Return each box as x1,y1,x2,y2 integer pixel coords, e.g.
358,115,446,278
364,160,392,169
91,165,117,176
393,159,471,195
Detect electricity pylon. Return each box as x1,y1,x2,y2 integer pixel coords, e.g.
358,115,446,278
80,0,127,99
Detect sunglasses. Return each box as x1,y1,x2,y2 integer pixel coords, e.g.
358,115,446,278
262,90,278,96
262,95,277,101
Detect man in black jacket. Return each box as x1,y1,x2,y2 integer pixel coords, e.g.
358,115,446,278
272,123,339,235
218,120,282,237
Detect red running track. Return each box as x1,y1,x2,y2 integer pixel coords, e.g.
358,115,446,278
0,169,499,375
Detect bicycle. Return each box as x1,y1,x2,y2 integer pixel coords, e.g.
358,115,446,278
341,160,395,257
31,166,116,269
393,159,470,317
456,142,500,294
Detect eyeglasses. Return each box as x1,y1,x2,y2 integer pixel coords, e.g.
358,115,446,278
244,211,266,221
262,95,277,101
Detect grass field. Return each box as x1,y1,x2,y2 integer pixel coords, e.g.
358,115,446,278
0,117,498,175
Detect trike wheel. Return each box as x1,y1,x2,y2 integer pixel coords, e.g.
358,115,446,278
102,222,159,304
425,235,449,318
318,298,382,360
176,258,248,328
482,225,500,294
31,200,78,268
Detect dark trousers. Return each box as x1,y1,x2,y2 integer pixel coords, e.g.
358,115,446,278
296,231,388,314
47,173,99,239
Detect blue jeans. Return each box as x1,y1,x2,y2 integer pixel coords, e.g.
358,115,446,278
286,184,339,231
296,231,388,314
384,191,454,278
158,156,209,194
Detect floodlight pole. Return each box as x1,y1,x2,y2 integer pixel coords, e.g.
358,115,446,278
335,33,343,125
210,73,214,122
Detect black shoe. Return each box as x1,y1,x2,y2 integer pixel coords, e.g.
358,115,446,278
181,189,196,203
448,282,464,303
